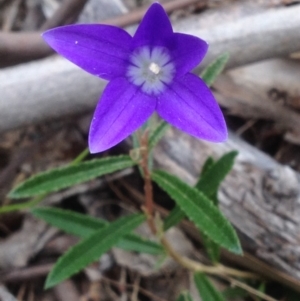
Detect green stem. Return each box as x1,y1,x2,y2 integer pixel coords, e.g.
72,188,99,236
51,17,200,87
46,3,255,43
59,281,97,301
140,131,156,234
71,148,89,165
160,236,256,279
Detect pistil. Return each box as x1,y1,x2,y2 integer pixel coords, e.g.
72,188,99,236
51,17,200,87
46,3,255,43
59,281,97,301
148,62,160,75
127,46,175,95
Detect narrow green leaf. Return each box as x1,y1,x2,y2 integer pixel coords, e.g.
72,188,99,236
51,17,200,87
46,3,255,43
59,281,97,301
153,253,168,270
164,152,237,259
32,207,106,237
164,153,237,259
201,157,215,177
195,151,238,198
9,155,135,199
45,213,145,289
222,287,248,300
258,281,266,294
32,207,163,255
117,232,163,254
0,149,89,213
202,233,220,263
152,170,241,254
164,157,216,231
196,153,238,262
0,195,45,213
199,157,218,206
131,131,140,150
198,158,219,262
194,273,226,301
163,205,185,231
148,120,170,150
201,53,230,87
255,282,266,301
176,291,194,301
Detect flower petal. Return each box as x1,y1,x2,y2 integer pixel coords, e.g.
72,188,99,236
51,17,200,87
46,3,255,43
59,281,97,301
171,33,208,77
43,24,132,80
89,78,156,153
133,3,173,47
157,73,227,142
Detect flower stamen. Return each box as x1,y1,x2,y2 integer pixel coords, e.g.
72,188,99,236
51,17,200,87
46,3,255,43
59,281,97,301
149,62,160,75
127,46,175,95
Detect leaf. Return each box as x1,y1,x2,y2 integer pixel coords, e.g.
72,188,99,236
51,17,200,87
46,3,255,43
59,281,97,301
200,156,215,177
222,287,248,300
0,195,45,214
202,233,220,263
163,205,185,231
194,273,226,301
198,159,219,261
118,232,163,254
201,52,230,87
152,170,242,254
163,157,215,231
32,207,164,255
0,148,89,213
196,153,237,262
45,213,145,289
9,155,135,199
256,282,266,301
164,152,237,259
195,151,238,198
176,291,194,301
148,120,170,150
32,207,106,237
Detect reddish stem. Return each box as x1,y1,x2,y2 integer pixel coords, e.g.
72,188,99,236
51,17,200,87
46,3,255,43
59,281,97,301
140,131,156,234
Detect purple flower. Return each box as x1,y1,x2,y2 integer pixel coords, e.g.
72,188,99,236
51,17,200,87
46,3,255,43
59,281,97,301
43,3,227,153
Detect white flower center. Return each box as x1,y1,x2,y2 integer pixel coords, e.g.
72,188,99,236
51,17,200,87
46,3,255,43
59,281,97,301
127,46,175,95
149,62,160,75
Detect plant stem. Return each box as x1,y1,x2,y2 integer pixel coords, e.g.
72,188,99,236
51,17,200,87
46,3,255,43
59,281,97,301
161,237,278,301
227,277,278,301
160,236,256,279
139,130,156,234
71,147,89,165
136,131,273,301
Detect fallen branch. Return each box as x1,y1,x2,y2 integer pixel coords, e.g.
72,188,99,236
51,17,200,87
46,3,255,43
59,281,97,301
0,0,89,67
103,0,206,28
153,128,300,281
188,4,300,69
0,32,51,67
1,4,300,132
40,0,89,31
0,0,204,68
214,67,300,144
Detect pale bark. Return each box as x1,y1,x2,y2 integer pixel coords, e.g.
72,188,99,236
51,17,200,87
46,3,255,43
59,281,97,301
214,63,300,144
1,4,300,132
153,128,300,280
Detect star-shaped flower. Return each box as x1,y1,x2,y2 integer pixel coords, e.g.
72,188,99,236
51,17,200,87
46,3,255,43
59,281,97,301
43,2,227,153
